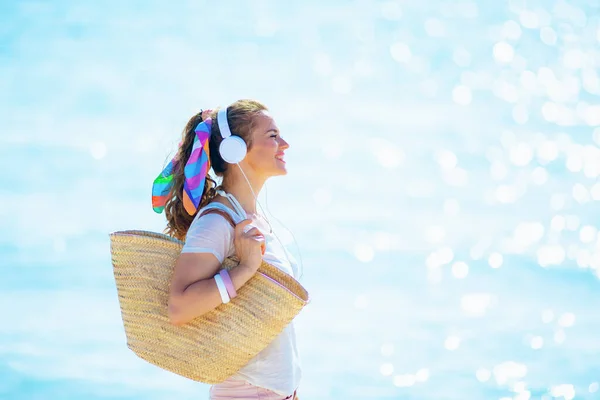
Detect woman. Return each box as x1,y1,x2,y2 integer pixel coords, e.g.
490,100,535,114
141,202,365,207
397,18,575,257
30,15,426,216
153,99,301,399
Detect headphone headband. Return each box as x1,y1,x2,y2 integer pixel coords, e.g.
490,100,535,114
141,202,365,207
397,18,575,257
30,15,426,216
217,108,232,139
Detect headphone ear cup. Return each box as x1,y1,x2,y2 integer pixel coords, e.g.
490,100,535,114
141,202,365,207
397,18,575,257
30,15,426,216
219,136,247,164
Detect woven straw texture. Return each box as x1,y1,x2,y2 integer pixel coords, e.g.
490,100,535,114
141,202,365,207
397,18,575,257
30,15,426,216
109,230,309,384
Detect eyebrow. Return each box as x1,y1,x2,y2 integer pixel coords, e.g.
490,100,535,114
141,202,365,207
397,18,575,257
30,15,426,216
265,128,279,134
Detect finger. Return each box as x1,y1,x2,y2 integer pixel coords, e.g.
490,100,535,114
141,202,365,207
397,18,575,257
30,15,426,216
235,219,254,235
245,227,263,237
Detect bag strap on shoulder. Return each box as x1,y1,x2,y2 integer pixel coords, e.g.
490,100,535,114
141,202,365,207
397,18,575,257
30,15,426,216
198,208,236,229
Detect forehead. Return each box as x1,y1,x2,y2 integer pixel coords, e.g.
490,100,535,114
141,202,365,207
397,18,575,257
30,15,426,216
253,111,277,131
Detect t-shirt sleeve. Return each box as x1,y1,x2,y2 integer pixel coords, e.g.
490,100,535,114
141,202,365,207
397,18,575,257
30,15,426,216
181,213,234,263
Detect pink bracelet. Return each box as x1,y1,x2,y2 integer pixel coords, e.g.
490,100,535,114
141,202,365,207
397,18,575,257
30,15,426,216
219,269,237,299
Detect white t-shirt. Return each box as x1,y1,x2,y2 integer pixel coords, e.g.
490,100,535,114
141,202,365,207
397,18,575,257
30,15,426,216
181,198,302,397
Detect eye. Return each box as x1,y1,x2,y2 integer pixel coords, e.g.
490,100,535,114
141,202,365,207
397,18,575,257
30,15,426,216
270,134,278,138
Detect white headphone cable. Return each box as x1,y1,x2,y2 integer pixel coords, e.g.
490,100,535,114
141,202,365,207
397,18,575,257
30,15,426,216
235,163,273,234
264,180,305,279
236,163,304,279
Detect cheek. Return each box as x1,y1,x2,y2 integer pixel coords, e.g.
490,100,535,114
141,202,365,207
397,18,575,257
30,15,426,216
247,142,277,167
257,140,278,155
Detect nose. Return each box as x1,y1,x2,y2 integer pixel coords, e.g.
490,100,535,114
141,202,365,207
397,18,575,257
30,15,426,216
278,137,290,150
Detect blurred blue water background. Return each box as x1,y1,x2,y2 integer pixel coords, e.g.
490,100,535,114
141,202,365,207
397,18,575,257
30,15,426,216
2,0,600,399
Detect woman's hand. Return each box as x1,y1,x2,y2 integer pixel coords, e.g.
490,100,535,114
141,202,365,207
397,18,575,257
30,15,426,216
234,219,265,273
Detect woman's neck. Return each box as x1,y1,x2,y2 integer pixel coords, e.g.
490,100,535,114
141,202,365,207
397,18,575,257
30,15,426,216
220,166,266,216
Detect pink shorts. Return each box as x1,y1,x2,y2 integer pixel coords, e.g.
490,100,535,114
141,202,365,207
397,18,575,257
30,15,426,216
209,378,297,400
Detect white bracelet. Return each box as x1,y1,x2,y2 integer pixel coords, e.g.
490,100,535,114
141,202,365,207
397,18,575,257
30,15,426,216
214,273,230,304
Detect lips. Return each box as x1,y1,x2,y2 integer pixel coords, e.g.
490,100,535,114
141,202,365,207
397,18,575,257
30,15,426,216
275,153,285,163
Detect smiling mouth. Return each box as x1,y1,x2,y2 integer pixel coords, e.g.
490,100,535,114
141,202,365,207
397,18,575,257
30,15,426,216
275,155,286,163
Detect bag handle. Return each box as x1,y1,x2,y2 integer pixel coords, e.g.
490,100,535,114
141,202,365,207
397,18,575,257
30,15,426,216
198,208,236,229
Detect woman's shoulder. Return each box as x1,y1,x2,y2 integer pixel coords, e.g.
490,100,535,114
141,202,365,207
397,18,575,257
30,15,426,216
182,201,237,257
191,201,238,231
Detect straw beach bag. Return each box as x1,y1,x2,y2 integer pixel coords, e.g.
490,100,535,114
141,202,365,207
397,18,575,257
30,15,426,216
109,226,309,383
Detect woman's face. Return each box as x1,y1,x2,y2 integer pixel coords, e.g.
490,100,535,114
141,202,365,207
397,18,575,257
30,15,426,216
243,111,289,179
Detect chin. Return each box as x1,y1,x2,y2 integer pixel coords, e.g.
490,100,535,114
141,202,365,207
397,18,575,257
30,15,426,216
270,167,288,177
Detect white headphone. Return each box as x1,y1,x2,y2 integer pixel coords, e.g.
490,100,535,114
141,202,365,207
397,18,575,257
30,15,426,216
217,108,247,164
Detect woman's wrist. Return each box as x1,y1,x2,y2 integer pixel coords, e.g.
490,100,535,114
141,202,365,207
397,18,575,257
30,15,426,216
228,262,258,290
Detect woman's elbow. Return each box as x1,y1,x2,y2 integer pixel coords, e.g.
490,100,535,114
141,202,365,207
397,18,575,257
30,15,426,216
167,296,186,326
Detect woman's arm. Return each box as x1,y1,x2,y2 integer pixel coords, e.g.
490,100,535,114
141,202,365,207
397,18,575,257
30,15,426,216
167,219,265,326
167,253,256,326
